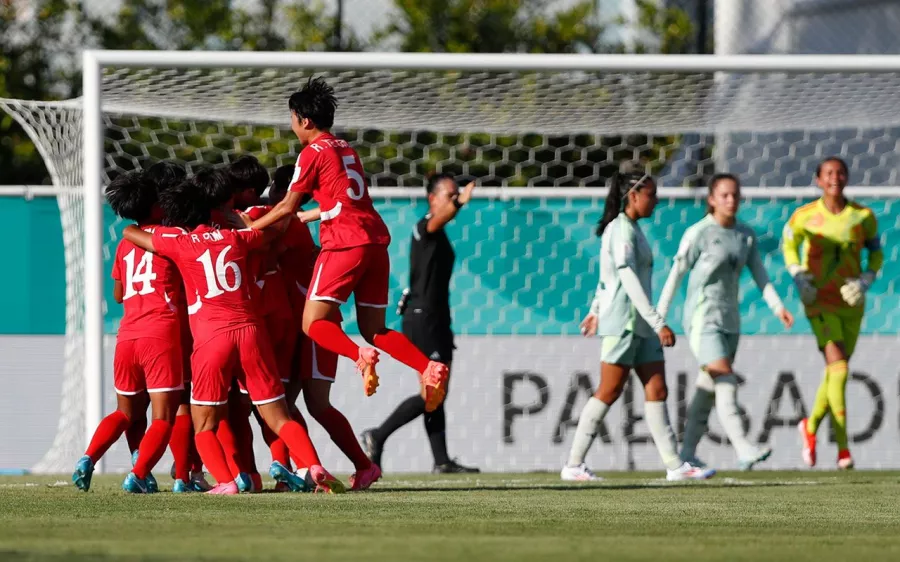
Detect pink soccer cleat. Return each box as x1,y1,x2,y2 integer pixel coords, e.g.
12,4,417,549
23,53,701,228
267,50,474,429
309,465,346,494
206,481,239,495
421,361,449,412
837,449,854,470
350,463,382,491
357,347,381,397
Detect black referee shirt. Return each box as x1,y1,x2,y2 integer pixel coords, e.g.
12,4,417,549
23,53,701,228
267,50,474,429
407,214,456,323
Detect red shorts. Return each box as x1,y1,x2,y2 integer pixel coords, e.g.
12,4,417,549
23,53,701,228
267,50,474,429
308,245,390,308
114,338,184,395
190,325,285,406
295,333,339,383
266,313,298,383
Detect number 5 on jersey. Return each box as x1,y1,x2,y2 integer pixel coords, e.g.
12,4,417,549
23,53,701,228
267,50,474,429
122,248,157,299
343,155,366,200
197,246,242,298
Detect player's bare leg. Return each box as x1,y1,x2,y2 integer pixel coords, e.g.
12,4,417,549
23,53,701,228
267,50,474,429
303,378,381,490
356,305,448,412
124,391,179,494
302,300,380,395
190,404,239,494
256,398,345,493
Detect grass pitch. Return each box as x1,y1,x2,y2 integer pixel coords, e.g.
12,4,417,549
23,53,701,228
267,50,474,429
0,471,898,561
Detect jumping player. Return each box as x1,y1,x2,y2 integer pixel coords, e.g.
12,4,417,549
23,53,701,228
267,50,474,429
123,168,344,494
784,157,882,469
656,174,793,470
561,167,715,482
243,77,449,414
73,171,184,493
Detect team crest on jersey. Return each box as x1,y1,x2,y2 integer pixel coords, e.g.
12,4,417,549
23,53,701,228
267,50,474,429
430,351,442,361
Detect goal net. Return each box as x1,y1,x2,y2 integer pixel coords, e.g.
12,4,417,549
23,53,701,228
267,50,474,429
4,52,900,473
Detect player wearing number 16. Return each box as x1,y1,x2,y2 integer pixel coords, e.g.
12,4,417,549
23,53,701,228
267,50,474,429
246,77,450,423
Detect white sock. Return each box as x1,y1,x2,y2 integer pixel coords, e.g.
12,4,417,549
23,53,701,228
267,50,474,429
644,400,682,470
567,397,610,466
714,374,757,460
681,370,715,461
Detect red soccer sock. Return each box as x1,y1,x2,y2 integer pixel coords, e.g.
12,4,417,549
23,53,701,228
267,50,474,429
278,418,321,468
307,319,360,361
373,330,431,373
216,420,242,478
262,424,291,469
169,413,193,482
85,410,131,463
194,430,235,485
132,420,173,479
316,407,372,471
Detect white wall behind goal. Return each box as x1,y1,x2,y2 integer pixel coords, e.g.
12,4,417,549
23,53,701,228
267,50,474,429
2,334,898,474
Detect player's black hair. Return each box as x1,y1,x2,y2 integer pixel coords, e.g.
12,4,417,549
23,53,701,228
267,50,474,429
105,171,157,223
288,76,337,130
706,173,741,215
426,172,456,196
596,165,653,237
227,155,270,197
145,161,187,195
815,156,849,178
160,177,212,230
270,164,312,206
191,167,233,208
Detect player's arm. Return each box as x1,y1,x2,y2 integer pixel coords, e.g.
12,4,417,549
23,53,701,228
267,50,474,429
612,226,672,345
111,246,125,304
782,211,816,304
113,280,125,304
297,207,321,223
426,181,475,233
122,225,156,253
249,152,315,231
656,227,699,321
841,211,882,306
747,235,793,327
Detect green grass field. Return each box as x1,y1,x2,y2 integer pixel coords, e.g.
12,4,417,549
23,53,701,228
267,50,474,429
1,471,899,561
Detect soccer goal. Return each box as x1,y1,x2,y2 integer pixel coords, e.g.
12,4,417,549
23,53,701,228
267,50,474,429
4,52,900,474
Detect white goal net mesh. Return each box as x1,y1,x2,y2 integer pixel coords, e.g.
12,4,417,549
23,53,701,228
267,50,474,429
4,59,900,473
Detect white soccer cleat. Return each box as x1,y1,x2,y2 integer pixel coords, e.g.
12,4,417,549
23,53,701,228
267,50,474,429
666,462,716,481
560,463,603,482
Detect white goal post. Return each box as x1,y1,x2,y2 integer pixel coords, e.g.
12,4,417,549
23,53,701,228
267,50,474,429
15,50,900,473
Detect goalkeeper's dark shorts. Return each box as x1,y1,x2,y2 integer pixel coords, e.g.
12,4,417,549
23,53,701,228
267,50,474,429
402,309,455,365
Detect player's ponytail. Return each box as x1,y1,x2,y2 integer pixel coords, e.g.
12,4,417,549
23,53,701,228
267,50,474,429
596,166,652,237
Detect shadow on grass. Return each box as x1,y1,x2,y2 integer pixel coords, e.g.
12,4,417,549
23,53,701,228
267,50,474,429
366,481,814,493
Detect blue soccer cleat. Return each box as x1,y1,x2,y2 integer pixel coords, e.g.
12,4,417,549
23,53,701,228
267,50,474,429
172,479,192,493
72,456,95,492
131,450,158,493
122,472,149,494
235,472,252,493
269,461,309,492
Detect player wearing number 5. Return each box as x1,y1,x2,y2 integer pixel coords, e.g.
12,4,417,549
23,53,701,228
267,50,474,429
784,157,883,470
246,77,450,429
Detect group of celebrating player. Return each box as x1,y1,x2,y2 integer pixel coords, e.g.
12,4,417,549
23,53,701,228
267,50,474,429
563,156,882,481
72,77,450,494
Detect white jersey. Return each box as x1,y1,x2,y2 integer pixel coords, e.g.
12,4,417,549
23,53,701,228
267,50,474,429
592,213,656,337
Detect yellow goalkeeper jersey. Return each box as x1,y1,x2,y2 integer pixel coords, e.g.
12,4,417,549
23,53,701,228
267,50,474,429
782,198,882,315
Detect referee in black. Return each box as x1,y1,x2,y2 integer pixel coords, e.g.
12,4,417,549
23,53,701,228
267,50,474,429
361,173,479,474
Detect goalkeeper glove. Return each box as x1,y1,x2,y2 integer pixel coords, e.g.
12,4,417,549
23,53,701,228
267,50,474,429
840,271,876,307
788,265,817,305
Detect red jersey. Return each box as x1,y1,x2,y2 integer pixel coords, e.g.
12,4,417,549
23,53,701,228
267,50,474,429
280,216,318,292
112,225,185,342
289,132,391,250
152,225,266,348
245,205,294,320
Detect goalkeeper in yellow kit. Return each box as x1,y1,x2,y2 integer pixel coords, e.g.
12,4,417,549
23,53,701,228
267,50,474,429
782,157,883,470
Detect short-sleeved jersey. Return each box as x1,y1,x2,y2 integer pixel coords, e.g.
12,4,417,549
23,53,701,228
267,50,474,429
782,198,881,315
596,214,655,337
152,225,266,348
289,132,391,250
245,205,294,320
407,215,456,324
674,215,770,335
112,225,185,342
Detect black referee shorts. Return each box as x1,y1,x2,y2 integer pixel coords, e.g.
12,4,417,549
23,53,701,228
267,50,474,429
402,309,455,365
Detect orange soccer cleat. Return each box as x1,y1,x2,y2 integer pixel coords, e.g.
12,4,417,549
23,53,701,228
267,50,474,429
798,418,817,467
357,347,380,396
421,361,450,412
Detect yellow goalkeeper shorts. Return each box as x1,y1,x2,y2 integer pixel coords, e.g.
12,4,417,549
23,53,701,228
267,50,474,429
808,309,863,357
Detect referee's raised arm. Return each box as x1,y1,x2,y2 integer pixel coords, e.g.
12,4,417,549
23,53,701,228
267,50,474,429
359,174,480,474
